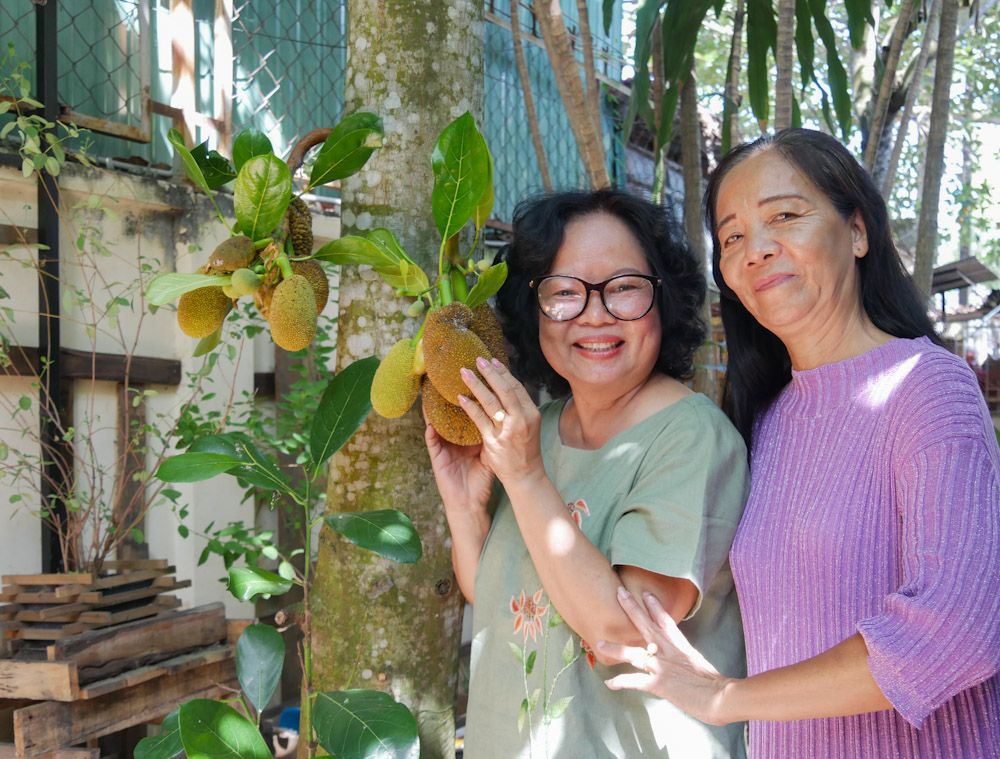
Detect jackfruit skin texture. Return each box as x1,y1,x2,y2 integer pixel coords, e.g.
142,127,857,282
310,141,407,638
207,236,255,272
268,274,318,351
371,339,421,418
292,259,329,315
287,197,313,258
423,302,493,405
470,303,509,368
422,376,482,446
228,268,262,297
177,283,231,338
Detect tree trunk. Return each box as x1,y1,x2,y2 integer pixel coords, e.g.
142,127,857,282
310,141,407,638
533,0,610,187
510,0,553,191
310,3,484,757
958,83,974,305
863,0,919,171
575,0,602,129
773,0,796,131
722,0,745,154
850,7,879,135
680,61,717,403
913,0,959,300
882,0,940,198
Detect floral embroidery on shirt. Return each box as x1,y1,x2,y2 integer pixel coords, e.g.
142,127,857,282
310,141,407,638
566,499,590,528
579,638,596,669
511,588,548,642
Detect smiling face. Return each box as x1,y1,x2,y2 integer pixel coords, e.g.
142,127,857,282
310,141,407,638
715,149,869,345
538,212,662,398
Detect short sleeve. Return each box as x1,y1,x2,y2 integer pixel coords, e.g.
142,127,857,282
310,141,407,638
857,364,1000,727
608,399,749,619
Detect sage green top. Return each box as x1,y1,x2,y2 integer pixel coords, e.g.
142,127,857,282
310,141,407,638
463,394,749,759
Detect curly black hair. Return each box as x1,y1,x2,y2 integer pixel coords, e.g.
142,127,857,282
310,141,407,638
494,188,707,397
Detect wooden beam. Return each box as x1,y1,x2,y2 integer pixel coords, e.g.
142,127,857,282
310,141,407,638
0,348,181,386
13,658,237,758
0,224,38,246
0,661,79,702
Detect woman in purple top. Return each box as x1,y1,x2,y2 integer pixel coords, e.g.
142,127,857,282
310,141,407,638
597,128,1000,757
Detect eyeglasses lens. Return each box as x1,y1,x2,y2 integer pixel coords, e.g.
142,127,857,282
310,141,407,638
537,275,655,321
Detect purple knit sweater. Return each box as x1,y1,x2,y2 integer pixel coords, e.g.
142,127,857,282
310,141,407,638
730,337,1000,758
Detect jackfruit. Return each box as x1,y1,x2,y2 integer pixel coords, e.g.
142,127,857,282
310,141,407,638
371,339,421,418
287,197,313,258
422,376,482,447
291,259,329,314
423,302,493,405
268,274,318,351
470,303,509,369
177,283,231,338
225,268,261,298
253,264,282,321
207,236,255,272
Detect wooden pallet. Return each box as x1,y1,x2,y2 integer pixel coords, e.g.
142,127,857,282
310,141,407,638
1,561,189,643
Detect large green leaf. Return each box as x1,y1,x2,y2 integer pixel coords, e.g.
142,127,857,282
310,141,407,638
844,0,874,49
135,709,182,759
236,624,285,714
623,0,665,139
190,142,237,188
310,356,378,469
794,0,815,86
603,0,615,35
234,154,292,242
309,112,384,189
145,273,229,306
747,0,778,129
193,320,226,357
232,130,273,173
313,690,419,759
190,434,291,493
178,700,271,759
227,567,293,601
431,112,490,241
809,0,852,138
471,146,495,239
155,452,241,483
168,129,212,196
324,509,422,564
466,262,508,310
312,235,395,267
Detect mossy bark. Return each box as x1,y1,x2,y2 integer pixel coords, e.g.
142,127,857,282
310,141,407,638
310,2,484,758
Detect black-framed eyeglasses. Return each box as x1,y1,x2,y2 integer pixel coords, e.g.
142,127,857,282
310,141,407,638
529,274,661,322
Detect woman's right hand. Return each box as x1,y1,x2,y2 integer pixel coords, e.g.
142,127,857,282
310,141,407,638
424,418,495,517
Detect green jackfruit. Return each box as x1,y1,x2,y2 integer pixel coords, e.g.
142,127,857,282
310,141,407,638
269,275,318,351
422,376,482,447
371,339,421,418
291,259,329,315
207,236,255,272
423,302,492,406
226,268,261,298
288,197,313,258
177,283,231,338
470,303,509,369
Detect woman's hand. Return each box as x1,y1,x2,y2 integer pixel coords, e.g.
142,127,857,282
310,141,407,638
598,587,735,726
456,357,546,488
425,416,494,518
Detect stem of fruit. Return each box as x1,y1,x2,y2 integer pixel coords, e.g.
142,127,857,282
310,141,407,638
276,255,294,281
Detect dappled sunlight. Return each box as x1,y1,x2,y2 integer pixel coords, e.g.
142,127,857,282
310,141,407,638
862,352,921,410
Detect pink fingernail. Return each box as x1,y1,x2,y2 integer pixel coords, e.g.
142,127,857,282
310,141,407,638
476,356,489,370
457,394,468,404
460,367,472,380
617,586,630,599
491,358,504,369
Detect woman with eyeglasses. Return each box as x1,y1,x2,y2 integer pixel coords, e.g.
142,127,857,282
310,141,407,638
425,188,749,758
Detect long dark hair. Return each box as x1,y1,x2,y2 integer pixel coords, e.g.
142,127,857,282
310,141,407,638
495,188,706,396
704,128,940,447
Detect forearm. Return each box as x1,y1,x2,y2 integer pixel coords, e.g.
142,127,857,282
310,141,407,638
717,633,892,724
444,504,491,604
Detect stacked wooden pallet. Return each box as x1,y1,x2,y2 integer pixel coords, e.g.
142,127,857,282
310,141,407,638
0,560,189,644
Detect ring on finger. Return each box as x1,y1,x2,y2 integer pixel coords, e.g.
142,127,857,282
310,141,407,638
492,409,506,424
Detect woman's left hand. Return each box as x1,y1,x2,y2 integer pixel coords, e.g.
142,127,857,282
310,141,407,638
457,357,545,487
598,587,735,726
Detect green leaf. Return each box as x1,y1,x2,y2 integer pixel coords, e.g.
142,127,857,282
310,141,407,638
561,636,576,666
624,0,665,139
236,623,285,714
525,649,537,675
747,0,777,130
135,709,182,759
234,154,292,242
471,146,494,237
277,561,295,580
371,261,431,296
517,699,528,733
145,273,227,306
227,567,293,601
548,695,574,721
191,434,291,493
193,320,226,357
308,112,384,189
310,356,378,468
809,0,852,138
232,130,273,173
603,0,615,35
508,641,524,664
18,395,31,411
844,0,874,49
177,700,271,759
528,688,540,711
168,129,212,197
312,690,419,759
190,141,237,188
155,452,241,483
324,509,422,564
465,262,507,310
312,235,395,267
431,112,490,241
794,0,815,86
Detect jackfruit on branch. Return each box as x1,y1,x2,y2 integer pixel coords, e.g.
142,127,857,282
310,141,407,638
287,197,313,258
423,302,493,406
207,235,256,272
177,283,231,338
227,268,262,298
470,303,509,368
422,376,482,447
268,274,318,351
371,339,421,418
291,259,329,314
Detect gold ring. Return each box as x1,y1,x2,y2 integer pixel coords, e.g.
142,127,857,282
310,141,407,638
492,410,506,423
